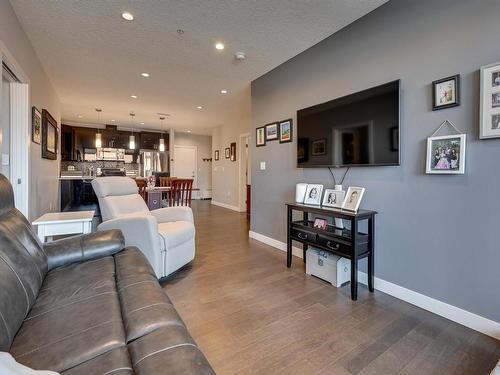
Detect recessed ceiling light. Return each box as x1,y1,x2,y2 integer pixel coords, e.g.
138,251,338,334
131,95,138,99
141,72,150,78
220,90,228,94
187,130,192,133
77,114,83,118
121,12,134,21
111,119,115,122
196,106,203,109
140,122,145,125
215,42,225,50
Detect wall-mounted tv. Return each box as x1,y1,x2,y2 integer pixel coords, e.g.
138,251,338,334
297,80,400,168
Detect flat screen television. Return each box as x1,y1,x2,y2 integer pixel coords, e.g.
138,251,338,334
297,80,400,168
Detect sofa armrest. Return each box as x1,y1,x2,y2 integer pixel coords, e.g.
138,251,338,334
150,206,194,224
97,214,163,278
43,229,125,271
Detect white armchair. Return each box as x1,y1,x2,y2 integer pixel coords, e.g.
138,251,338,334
91,177,195,278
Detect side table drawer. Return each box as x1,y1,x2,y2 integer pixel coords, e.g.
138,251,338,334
291,227,318,243
317,234,352,256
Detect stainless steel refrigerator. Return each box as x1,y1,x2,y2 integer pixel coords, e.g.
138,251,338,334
139,150,168,177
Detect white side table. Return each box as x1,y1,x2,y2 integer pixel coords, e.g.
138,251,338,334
32,211,95,243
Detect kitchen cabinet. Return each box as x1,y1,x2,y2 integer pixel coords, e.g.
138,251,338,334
61,125,73,161
140,132,160,150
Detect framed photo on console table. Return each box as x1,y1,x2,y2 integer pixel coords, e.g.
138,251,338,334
342,187,365,212
480,62,500,139
322,189,345,208
304,184,323,205
425,134,466,174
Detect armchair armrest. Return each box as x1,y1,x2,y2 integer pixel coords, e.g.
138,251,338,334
97,213,163,278
150,206,194,224
43,229,125,271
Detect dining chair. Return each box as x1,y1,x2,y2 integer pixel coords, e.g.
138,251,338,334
170,179,193,207
135,179,147,202
159,177,176,206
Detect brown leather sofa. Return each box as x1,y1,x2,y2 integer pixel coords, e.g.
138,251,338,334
0,174,214,374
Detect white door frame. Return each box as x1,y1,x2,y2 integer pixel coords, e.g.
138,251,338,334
0,40,30,217
238,132,251,212
173,144,198,197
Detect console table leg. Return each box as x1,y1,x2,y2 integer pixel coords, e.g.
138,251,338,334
287,207,292,268
368,217,375,292
302,212,308,263
351,257,358,301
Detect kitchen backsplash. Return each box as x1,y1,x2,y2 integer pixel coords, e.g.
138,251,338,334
61,161,139,173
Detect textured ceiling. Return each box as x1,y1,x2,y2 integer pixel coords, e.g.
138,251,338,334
10,0,387,134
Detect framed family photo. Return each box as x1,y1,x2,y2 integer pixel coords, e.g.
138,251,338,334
426,134,466,174
214,150,219,161
265,122,278,141
304,184,323,206
322,189,345,208
342,187,365,212
480,62,500,139
432,75,460,110
279,119,292,143
225,148,230,159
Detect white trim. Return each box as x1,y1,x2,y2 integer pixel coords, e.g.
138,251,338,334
248,230,303,258
238,132,251,212
211,200,241,212
248,230,500,340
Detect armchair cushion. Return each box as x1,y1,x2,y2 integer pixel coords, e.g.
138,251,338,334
43,230,125,271
158,221,195,250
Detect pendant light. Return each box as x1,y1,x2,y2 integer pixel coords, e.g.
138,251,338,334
129,112,136,149
159,116,165,152
95,108,102,148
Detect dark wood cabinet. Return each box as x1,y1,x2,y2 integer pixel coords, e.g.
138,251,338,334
140,131,160,150
61,125,73,161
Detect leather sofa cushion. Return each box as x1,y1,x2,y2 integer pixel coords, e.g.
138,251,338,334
61,347,132,375
128,326,215,375
158,221,195,250
11,291,125,372
114,247,157,281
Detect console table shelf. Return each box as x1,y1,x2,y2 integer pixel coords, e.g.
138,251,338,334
286,202,377,301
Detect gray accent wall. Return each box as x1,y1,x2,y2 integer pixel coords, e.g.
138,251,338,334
251,0,500,322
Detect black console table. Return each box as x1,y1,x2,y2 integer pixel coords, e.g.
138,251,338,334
286,203,377,301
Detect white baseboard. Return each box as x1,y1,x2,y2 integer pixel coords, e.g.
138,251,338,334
248,230,500,340
211,200,241,212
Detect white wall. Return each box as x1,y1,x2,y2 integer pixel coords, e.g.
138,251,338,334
0,0,61,220
211,87,251,209
174,132,212,197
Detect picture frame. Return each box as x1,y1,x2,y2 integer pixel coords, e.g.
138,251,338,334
225,147,230,159
230,142,236,162
342,187,365,212
311,139,326,155
279,119,292,143
256,126,266,147
214,150,219,161
425,134,466,174
480,62,500,139
265,122,278,141
304,184,323,206
322,189,345,208
432,74,460,110
41,109,58,160
32,107,42,144
313,218,327,230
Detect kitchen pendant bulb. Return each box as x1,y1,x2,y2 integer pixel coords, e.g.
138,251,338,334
159,138,165,152
95,133,102,148
129,135,135,149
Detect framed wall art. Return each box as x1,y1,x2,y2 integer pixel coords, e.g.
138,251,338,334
214,150,219,161
432,74,460,110
41,109,58,160
32,107,41,144
265,122,278,141
225,147,230,159
425,134,466,174
279,119,292,143
230,142,236,161
480,62,500,139
256,126,266,147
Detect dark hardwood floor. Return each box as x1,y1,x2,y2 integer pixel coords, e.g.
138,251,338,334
163,201,500,375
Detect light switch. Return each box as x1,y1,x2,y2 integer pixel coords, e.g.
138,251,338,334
260,162,266,170
1,154,9,166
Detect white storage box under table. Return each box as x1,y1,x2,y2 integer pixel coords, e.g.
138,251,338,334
306,248,351,287
32,210,94,243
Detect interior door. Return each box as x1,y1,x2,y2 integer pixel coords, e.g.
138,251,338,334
173,145,197,198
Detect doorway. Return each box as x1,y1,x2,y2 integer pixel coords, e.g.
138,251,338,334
1,67,13,178
238,132,251,214
173,145,198,198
